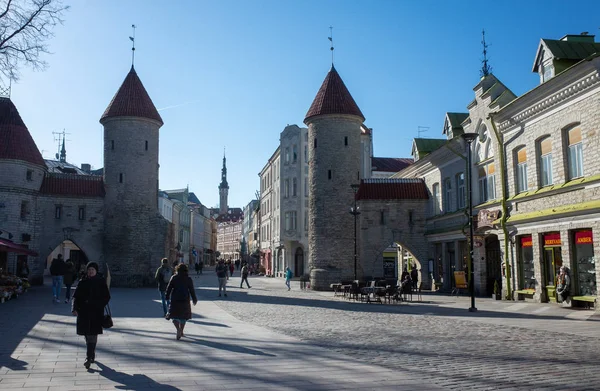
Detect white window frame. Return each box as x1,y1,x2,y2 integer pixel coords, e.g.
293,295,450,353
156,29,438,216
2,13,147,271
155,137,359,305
568,142,583,179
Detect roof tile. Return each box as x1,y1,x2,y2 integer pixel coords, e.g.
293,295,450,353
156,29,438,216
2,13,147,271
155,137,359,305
356,178,428,201
305,66,364,122
100,67,163,125
0,98,44,166
40,173,105,197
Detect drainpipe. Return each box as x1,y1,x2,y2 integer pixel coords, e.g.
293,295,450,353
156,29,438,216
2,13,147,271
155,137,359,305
488,113,512,300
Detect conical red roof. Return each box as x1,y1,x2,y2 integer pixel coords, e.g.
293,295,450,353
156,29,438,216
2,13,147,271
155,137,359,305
100,66,163,125
0,97,44,166
304,65,364,123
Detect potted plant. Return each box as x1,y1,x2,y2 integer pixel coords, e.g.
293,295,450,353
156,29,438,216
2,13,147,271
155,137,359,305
492,280,500,300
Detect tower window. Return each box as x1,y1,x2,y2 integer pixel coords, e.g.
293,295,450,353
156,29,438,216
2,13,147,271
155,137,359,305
20,201,29,220
111,140,115,150
55,205,62,219
78,206,86,220
145,140,148,151
26,170,33,181
328,170,332,180
408,210,414,224
380,210,385,224
314,138,317,148
119,173,123,183
345,136,348,146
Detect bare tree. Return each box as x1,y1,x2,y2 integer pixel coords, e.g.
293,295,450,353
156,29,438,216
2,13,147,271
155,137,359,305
0,0,68,83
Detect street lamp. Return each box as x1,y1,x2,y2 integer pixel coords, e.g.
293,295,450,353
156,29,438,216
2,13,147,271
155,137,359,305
461,132,478,312
350,184,361,281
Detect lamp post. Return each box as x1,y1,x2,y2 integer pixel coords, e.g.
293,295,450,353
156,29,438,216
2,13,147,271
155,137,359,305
461,132,478,312
349,184,361,281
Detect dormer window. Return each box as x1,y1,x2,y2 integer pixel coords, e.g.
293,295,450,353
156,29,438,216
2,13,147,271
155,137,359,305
542,63,553,82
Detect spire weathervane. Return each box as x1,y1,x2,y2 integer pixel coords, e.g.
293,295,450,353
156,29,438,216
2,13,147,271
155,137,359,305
129,24,136,67
328,26,334,65
480,29,492,78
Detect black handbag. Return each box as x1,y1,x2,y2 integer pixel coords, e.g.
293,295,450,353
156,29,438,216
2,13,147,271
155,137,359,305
102,304,113,329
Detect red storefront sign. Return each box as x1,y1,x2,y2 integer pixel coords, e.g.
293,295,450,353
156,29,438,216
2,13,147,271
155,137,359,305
544,233,561,247
575,230,593,245
520,236,532,247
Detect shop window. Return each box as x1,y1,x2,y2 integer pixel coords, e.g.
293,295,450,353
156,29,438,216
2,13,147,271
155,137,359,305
567,127,583,180
516,147,528,193
518,236,536,289
478,162,496,203
538,137,553,186
456,172,465,209
573,230,596,296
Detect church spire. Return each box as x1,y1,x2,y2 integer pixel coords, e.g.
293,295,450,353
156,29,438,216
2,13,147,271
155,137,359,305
219,147,229,215
59,136,66,162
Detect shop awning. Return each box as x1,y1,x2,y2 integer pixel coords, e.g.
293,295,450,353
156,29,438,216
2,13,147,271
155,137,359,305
0,239,38,256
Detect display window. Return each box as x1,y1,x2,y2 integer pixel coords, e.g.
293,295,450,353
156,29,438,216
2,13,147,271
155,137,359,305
573,230,596,297
518,236,536,289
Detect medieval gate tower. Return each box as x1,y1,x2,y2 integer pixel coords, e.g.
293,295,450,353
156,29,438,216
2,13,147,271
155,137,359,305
304,65,365,290
100,66,168,286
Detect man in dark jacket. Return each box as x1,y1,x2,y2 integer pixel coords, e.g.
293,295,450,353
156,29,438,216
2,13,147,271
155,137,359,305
50,254,66,303
155,258,172,316
215,259,228,297
71,262,110,369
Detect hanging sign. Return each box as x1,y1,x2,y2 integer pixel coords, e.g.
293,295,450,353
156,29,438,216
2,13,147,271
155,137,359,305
543,233,561,247
477,209,500,229
575,230,593,245
520,236,533,247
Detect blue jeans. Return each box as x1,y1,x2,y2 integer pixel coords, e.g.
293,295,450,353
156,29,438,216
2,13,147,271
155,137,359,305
160,290,170,315
52,276,63,299
285,279,291,289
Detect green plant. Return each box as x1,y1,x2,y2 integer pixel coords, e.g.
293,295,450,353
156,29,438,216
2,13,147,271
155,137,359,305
493,280,499,295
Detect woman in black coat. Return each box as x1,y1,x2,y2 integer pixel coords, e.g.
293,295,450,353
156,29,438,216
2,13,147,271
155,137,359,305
71,262,110,369
166,263,197,340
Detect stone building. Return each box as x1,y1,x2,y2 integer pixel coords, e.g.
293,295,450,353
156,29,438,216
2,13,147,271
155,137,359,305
259,147,280,275
0,65,168,287
213,151,243,261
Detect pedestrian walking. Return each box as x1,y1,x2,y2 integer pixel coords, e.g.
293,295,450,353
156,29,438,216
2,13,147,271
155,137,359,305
165,263,197,340
229,261,235,277
71,262,110,369
198,261,203,275
63,259,77,303
154,258,172,316
285,266,293,291
216,259,228,297
194,262,201,276
240,263,251,288
50,254,66,303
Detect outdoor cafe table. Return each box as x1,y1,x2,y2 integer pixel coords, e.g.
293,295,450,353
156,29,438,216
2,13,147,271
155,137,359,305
361,286,386,303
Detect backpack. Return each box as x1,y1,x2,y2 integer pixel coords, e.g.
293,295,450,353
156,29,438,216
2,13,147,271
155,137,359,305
162,267,172,284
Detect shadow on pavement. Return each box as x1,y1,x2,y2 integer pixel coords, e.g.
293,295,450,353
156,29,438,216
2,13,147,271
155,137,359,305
94,362,181,390
183,336,276,356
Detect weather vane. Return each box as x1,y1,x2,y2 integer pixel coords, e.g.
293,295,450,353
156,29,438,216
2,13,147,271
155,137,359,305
129,24,136,67
328,26,334,65
480,29,492,77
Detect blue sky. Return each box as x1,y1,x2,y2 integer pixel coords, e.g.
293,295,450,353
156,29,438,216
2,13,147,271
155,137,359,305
12,0,600,208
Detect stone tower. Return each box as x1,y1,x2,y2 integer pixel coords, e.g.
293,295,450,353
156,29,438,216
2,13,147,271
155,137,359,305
0,97,46,283
100,66,168,286
304,65,365,290
219,152,229,215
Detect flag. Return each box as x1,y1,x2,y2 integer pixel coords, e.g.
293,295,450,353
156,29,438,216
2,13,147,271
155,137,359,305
129,36,134,42
328,37,332,41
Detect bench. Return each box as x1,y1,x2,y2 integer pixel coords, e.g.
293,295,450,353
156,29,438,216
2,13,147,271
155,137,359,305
571,296,597,309
514,289,535,300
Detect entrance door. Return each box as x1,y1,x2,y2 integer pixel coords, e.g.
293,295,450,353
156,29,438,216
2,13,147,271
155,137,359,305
294,248,304,277
486,238,501,296
543,247,562,302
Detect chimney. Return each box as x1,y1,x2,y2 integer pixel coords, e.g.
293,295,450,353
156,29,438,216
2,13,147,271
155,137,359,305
81,163,91,173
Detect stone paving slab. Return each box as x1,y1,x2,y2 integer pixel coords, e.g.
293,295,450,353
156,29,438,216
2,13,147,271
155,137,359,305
0,277,442,391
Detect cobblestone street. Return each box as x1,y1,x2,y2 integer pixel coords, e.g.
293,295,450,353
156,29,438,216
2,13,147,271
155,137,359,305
212,274,600,391
0,273,598,390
